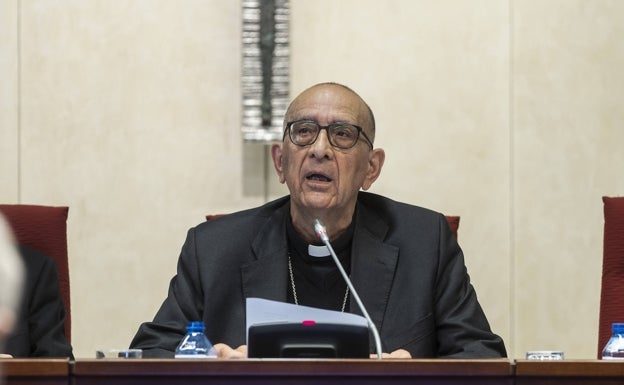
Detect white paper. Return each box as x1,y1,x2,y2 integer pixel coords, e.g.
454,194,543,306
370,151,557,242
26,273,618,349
245,297,368,344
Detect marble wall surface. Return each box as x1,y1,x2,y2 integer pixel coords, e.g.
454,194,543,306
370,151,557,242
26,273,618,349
1,0,622,358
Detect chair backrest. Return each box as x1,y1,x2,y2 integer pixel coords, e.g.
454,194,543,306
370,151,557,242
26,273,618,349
0,204,71,342
206,214,461,239
597,196,624,358
445,216,460,240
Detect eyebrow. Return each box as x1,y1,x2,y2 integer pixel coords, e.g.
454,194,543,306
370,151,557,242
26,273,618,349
291,117,360,126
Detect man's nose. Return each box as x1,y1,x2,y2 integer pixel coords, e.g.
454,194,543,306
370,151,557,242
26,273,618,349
309,129,333,157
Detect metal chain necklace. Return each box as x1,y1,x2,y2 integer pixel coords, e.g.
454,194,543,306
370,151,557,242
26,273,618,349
288,253,349,312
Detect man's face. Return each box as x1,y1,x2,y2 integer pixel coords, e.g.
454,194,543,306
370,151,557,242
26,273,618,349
272,84,383,218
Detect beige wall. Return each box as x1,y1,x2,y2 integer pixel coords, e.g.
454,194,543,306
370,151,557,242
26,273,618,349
1,0,622,359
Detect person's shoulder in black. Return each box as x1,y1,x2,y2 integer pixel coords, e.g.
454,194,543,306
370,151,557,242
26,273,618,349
2,245,74,358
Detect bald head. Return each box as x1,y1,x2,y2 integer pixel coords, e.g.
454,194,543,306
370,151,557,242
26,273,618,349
285,83,376,143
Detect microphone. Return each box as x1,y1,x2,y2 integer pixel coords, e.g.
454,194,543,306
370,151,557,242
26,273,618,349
313,219,383,360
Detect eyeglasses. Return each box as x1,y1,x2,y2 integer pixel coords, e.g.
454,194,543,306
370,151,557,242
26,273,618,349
284,120,373,150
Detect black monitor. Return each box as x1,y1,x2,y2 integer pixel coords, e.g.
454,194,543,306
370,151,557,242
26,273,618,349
247,322,370,358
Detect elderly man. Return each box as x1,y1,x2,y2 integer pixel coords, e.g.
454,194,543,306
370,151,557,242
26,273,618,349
130,82,506,359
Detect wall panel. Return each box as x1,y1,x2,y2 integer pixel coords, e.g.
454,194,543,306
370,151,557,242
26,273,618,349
0,0,19,201
513,0,624,358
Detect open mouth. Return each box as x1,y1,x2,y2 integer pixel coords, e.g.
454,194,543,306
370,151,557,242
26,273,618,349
306,173,332,182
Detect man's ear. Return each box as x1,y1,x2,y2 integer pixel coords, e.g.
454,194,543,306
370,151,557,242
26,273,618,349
271,143,286,184
361,148,385,190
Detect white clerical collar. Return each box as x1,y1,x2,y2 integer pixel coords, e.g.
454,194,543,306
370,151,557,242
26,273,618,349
308,244,330,258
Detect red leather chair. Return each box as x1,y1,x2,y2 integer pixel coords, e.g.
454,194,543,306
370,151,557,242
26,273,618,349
0,204,71,342
445,216,460,240
597,196,624,358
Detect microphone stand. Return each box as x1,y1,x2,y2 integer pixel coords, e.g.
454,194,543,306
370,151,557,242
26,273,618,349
313,219,383,360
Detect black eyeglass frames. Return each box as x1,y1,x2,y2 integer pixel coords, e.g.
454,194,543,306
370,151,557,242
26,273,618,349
283,120,373,150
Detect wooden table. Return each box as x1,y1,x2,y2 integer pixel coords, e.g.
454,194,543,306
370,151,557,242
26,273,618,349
1,359,69,385
515,359,624,385
4,358,624,384
71,359,513,385
5,359,513,385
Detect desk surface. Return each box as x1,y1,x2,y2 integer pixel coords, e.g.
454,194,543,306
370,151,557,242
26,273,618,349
1,359,68,385
71,359,513,385
515,359,624,385
1,359,69,376
4,359,513,385
3,359,624,385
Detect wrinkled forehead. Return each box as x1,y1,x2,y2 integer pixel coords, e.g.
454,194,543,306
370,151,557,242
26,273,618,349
285,85,371,128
